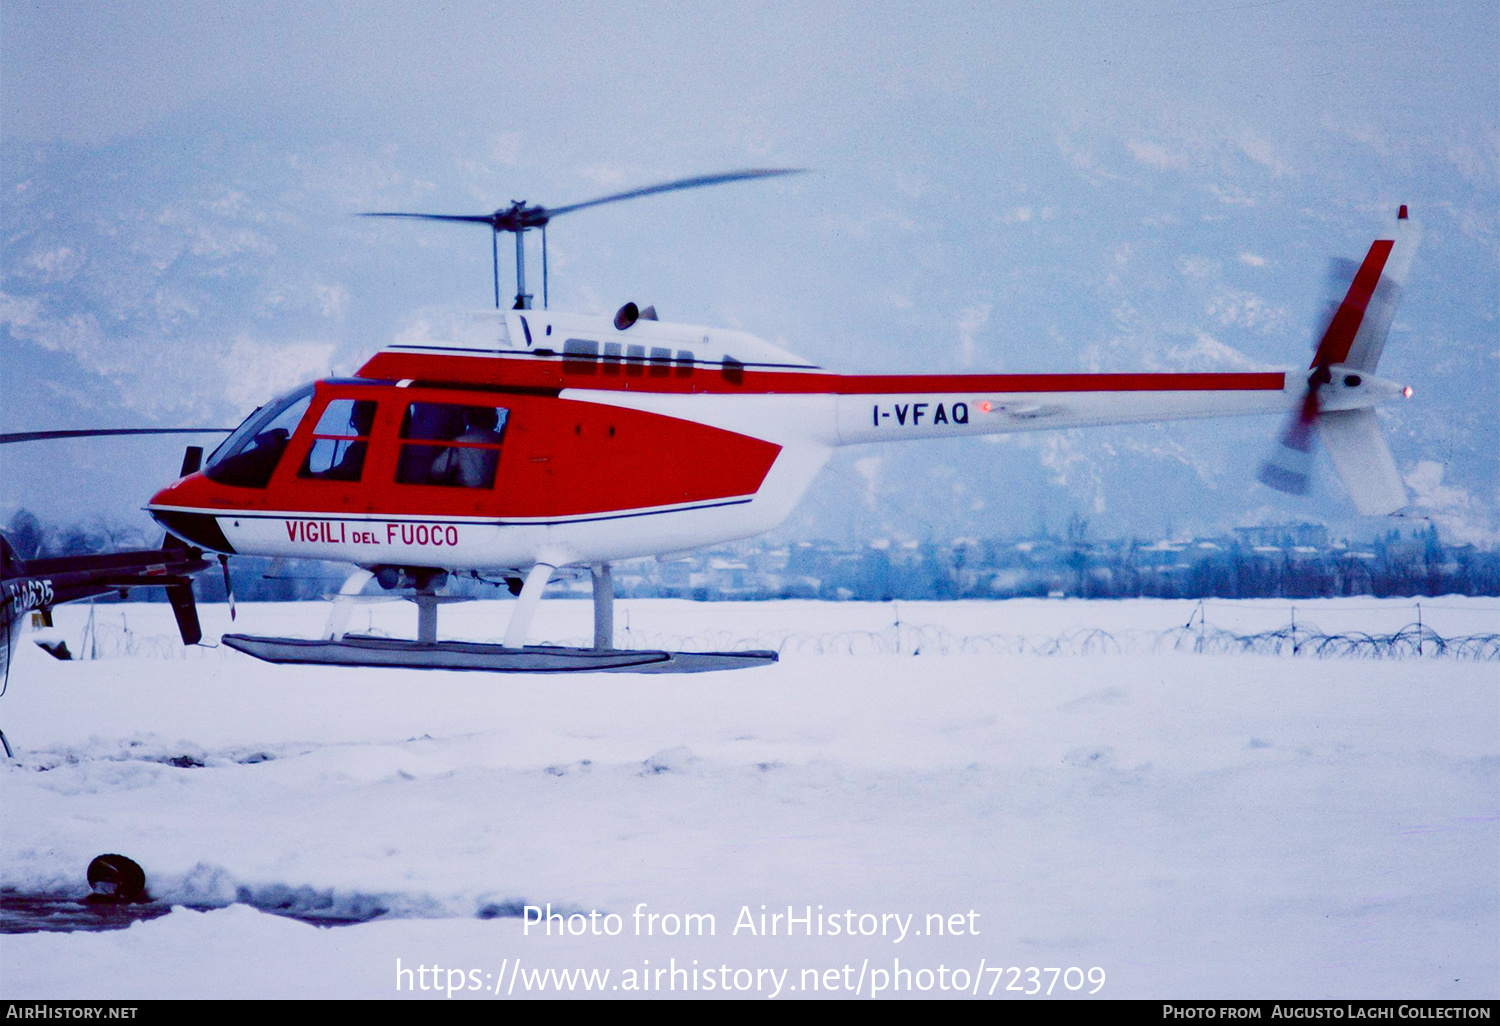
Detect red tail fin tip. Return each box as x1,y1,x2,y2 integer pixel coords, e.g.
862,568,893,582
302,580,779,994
1398,204,1408,220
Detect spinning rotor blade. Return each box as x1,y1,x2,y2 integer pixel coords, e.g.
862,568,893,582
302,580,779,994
1257,269,1352,496
358,212,500,225
1258,252,1364,492
360,167,805,310
359,168,805,231
1258,369,1328,495
543,168,805,219
0,428,230,445
1324,257,1360,297
1260,267,1347,492
1257,209,1415,506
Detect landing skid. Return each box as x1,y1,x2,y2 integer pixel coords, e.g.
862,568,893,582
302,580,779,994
220,634,776,673
221,560,777,674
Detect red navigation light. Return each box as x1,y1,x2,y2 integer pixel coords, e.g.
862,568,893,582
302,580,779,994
1403,386,1413,399
979,401,993,413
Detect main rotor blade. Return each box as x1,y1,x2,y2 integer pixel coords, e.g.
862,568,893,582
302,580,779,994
358,168,805,234
542,168,805,219
0,428,231,445
359,212,500,226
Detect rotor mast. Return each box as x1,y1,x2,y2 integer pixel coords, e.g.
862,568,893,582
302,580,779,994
514,225,530,310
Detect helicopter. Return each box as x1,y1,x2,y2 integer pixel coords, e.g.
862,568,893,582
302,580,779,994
6,171,1422,674
0,489,213,752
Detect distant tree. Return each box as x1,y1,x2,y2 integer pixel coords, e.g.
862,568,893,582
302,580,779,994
857,548,895,602
1422,524,1443,563
5,509,45,559
918,542,955,600
54,523,106,556
89,516,149,552
1065,512,1089,596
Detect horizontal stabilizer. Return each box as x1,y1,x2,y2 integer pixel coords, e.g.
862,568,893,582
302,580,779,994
1317,409,1407,516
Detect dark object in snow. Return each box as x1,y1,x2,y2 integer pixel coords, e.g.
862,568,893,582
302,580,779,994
86,854,147,903
34,639,71,660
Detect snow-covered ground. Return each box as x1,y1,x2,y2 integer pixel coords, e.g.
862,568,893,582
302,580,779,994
1,597,1495,1000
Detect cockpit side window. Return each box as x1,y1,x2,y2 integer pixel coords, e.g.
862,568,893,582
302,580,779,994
299,399,378,481
203,385,315,489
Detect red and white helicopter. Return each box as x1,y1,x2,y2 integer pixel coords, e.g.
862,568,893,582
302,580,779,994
21,171,1426,674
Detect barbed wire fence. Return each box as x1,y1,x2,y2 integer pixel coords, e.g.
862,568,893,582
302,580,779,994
616,605,1500,661
44,600,1500,662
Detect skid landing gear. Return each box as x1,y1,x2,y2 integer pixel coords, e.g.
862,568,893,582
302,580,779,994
221,562,776,674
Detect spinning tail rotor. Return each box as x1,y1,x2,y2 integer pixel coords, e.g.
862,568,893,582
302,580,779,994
1257,207,1421,515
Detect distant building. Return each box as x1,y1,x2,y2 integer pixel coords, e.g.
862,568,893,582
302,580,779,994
1233,523,1330,550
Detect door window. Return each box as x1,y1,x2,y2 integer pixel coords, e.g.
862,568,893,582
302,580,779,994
395,402,508,488
299,399,378,481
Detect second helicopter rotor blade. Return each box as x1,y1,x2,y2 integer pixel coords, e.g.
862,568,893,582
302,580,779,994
0,428,231,445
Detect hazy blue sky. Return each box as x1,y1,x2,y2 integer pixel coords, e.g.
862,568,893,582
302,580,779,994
7,1,1494,151
3,1,1497,544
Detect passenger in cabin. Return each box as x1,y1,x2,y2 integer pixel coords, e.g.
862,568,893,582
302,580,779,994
396,403,465,483
431,406,505,487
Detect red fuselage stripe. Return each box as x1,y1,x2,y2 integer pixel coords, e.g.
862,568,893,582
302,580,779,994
785,371,1285,394
1311,239,1393,369
356,351,1286,395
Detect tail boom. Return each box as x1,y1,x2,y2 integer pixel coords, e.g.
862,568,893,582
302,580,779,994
832,374,1294,445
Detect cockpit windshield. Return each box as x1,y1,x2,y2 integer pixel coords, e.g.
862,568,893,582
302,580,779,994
203,384,315,488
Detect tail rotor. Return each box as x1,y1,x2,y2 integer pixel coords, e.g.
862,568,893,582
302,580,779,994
1257,207,1420,515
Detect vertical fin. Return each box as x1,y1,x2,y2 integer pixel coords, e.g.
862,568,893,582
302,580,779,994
1312,212,1421,373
